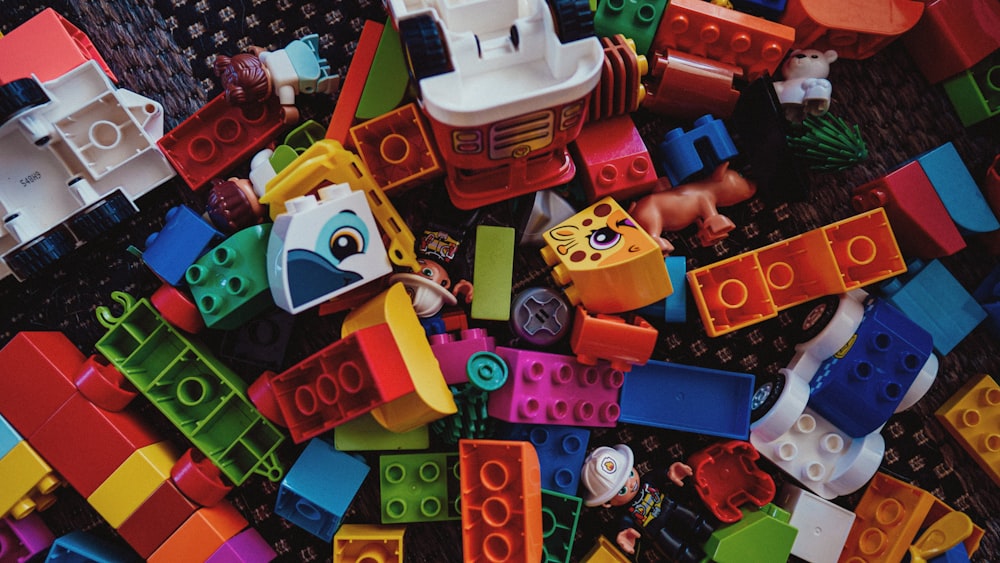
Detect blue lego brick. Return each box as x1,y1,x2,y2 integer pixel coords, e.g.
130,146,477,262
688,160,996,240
618,360,754,439
658,114,738,186
909,143,1000,235
142,205,225,286
45,531,139,562
929,542,971,563
540,489,582,563
973,263,1000,337
275,439,370,542
730,0,787,21
637,256,688,323
0,414,21,459
879,259,986,355
494,423,590,496
808,296,935,438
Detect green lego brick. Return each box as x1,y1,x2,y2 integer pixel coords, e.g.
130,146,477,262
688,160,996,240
471,225,515,321
704,504,797,563
356,19,409,121
943,50,1000,127
594,0,668,56
379,452,461,523
541,490,583,563
333,413,430,451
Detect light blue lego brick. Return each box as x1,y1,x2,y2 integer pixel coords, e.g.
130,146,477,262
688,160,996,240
636,256,687,323
879,259,986,355
0,413,22,459
275,439,370,542
618,359,754,439
45,531,139,562
911,143,1000,235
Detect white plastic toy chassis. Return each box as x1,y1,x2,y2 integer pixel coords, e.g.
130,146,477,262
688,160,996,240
0,60,175,281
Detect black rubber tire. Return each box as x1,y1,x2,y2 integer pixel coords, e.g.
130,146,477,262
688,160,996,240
4,225,76,280
399,15,452,82
0,78,48,126
547,0,595,43
66,189,138,242
750,372,785,423
796,295,840,344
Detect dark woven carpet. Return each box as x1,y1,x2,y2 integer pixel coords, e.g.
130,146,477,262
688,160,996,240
1,1,998,562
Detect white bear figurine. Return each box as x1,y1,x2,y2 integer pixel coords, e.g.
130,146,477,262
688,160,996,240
773,49,838,122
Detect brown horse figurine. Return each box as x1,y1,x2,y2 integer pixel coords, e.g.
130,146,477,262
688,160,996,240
629,162,757,254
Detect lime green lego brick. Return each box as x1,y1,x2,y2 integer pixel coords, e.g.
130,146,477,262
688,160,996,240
356,20,409,121
471,225,515,321
705,504,797,563
594,0,668,56
333,413,430,451
541,490,582,563
379,452,461,524
943,54,1000,127
95,292,285,486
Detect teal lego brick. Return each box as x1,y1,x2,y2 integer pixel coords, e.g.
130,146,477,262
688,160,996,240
911,142,1000,235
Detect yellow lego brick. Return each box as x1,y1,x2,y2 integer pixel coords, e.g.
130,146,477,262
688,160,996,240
259,139,419,272
580,535,630,563
936,374,1000,487
334,524,406,563
342,283,457,433
0,440,62,520
87,441,177,528
541,197,671,314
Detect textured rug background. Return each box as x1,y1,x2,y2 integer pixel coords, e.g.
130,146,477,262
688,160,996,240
1,1,999,562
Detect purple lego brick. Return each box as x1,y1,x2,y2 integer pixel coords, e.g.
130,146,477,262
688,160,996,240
205,528,277,563
0,513,55,563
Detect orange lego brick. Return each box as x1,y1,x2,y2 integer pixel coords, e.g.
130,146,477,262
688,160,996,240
327,20,385,144
754,229,848,310
688,253,776,337
780,0,924,60
935,374,1000,487
350,103,443,193
0,8,116,84
459,439,543,563
147,504,248,563
820,208,905,289
569,306,658,373
652,0,795,81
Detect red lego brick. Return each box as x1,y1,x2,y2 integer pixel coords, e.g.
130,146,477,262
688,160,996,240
0,332,84,438
570,114,658,203
157,93,286,191
350,103,443,193
0,8,116,84
147,504,248,563
902,0,1000,84
116,479,199,558
268,323,416,443
653,0,795,81
689,440,775,523
29,392,160,497
327,20,385,144
642,49,742,121
851,160,966,259
780,0,924,60
589,34,647,122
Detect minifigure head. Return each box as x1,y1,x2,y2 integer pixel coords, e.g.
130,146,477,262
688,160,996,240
780,49,838,80
581,444,639,507
214,53,271,105
417,258,452,289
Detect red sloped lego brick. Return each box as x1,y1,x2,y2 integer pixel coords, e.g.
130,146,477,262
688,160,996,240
0,332,84,437
116,479,199,558
269,323,415,443
28,393,160,497
902,0,1000,84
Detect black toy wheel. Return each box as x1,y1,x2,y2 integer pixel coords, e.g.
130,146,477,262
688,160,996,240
399,14,452,82
750,372,785,423
796,295,840,344
66,189,138,242
4,225,76,281
0,78,49,127
547,0,595,43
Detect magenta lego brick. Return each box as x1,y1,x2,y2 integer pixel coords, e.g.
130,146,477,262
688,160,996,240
204,528,276,563
429,328,497,386
0,513,55,563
